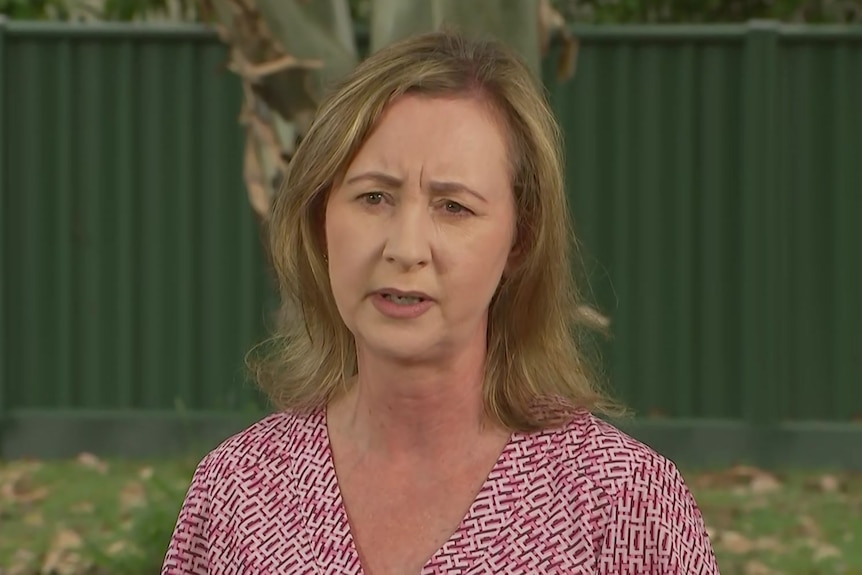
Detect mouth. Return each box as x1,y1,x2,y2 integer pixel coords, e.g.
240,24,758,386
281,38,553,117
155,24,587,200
375,289,432,305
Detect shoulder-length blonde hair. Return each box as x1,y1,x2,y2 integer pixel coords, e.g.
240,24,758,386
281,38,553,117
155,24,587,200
251,29,625,432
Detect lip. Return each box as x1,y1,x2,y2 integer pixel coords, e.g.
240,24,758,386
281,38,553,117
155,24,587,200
374,287,434,301
371,288,435,319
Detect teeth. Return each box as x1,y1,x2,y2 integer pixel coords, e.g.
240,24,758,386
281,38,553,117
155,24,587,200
383,294,422,305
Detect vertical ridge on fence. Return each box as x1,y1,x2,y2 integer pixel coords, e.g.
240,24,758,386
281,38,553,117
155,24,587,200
697,41,746,420
0,18,6,425
635,44,663,416
741,22,780,426
670,44,695,420
606,43,634,412
175,41,196,409
54,39,74,406
140,42,168,408
114,39,135,408
79,38,105,407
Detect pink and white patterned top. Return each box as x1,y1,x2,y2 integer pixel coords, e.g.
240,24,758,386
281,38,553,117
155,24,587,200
161,408,720,574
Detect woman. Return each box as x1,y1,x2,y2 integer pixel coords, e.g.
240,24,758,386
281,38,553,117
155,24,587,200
162,30,719,574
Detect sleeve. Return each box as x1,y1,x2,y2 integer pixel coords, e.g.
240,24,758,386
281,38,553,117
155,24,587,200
160,453,214,575
598,458,720,575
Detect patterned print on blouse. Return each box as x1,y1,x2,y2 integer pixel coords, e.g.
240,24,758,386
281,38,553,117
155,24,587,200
161,408,720,574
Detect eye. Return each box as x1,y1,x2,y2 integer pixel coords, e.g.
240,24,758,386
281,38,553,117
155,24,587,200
442,200,471,215
361,192,385,205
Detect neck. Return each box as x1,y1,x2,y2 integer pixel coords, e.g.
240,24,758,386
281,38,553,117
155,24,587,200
328,339,506,462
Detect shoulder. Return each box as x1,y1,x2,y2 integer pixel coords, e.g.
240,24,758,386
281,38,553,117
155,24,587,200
550,410,683,497
193,409,325,483
162,410,327,573
542,411,718,573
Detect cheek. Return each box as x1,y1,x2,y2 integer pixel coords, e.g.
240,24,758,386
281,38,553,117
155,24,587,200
325,210,372,304
326,251,363,331
447,228,514,298
324,203,358,265
323,207,351,307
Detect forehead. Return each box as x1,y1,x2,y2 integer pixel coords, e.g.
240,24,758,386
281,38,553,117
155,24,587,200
347,94,513,176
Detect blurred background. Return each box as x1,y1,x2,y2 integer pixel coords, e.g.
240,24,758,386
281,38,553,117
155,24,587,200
0,0,860,573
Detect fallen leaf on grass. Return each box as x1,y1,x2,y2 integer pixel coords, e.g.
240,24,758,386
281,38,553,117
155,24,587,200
119,480,147,511
803,474,844,495
139,466,155,481
0,461,43,482
6,548,37,575
705,525,717,541
811,542,841,562
1,469,49,505
744,560,777,575
797,515,822,538
41,528,91,575
77,452,109,474
720,530,755,554
819,474,841,493
693,465,783,495
749,473,782,494
106,539,138,557
24,510,44,526
15,485,49,505
753,536,786,553
70,501,95,514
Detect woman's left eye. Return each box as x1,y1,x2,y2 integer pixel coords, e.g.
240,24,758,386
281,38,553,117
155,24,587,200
442,200,470,215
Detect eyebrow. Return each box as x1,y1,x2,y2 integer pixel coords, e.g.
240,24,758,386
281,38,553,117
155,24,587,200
344,171,488,204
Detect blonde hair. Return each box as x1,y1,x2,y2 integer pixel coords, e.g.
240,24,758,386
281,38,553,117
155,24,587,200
252,29,626,432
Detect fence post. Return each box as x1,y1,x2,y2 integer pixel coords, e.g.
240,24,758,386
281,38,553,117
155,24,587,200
741,21,782,434
0,15,7,448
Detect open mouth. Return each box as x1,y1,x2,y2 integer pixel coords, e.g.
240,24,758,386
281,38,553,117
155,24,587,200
381,293,425,305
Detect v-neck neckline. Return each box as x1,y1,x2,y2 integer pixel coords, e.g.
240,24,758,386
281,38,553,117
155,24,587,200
308,406,537,574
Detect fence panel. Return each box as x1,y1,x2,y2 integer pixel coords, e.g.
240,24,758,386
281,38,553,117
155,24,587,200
0,21,6,423
776,30,862,421
548,29,750,420
2,23,274,412
547,24,862,422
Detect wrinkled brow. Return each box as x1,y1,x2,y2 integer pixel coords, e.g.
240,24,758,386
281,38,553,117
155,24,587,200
344,171,487,203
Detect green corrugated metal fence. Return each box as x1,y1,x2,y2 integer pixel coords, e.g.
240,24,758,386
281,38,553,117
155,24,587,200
1,22,274,413
542,23,862,423
1,21,860,425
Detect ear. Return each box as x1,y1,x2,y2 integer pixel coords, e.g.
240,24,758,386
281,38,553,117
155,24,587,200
503,231,524,276
316,192,329,260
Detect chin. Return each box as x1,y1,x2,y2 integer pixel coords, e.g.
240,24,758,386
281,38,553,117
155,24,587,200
356,330,445,364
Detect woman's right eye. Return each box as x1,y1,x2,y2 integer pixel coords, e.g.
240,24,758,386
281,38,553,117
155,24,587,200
362,192,385,205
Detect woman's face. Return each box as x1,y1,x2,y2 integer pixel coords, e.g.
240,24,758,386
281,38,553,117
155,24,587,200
324,94,518,364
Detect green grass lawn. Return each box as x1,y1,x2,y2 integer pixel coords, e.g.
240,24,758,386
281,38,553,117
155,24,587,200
1,456,860,574
684,465,862,574
0,456,198,574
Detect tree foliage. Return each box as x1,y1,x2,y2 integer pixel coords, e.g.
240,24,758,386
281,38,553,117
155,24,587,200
1,0,860,22
551,0,862,23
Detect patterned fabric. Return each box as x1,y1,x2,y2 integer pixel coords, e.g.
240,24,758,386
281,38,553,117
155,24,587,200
161,408,720,574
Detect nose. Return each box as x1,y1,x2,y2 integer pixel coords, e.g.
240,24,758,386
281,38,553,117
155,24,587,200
382,200,431,271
